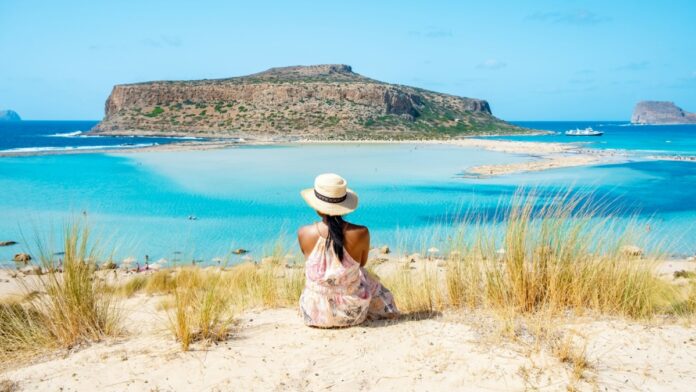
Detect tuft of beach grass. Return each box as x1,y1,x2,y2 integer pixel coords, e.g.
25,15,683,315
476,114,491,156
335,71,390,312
166,267,233,351
0,379,19,392
0,223,121,367
161,259,304,350
400,189,681,320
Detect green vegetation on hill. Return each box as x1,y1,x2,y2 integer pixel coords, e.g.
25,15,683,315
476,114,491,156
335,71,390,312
93,64,532,139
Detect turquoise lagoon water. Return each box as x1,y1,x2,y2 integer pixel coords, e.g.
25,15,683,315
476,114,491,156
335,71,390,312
0,121,694,264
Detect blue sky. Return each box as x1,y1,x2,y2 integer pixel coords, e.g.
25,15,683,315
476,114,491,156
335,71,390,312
1,0,694,120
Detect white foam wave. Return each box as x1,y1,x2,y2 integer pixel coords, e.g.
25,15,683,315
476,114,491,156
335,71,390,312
0,143,158,154
47,131,84,137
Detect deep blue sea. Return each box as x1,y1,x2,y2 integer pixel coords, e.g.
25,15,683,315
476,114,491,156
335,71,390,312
0,121,197,153
504,121,696,157
0,120,694,265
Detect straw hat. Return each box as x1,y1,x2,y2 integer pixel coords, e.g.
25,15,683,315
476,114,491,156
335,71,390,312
301,173,358,216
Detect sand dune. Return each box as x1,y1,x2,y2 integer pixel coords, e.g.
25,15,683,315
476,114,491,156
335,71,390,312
2,288,696,391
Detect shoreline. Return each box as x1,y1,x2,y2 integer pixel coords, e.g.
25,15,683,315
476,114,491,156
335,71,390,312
0,135,627,177
2,134,690,177
0,139,246,158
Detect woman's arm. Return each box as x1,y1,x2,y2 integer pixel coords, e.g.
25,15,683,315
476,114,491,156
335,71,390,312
359,228,370,267
297,225,314,258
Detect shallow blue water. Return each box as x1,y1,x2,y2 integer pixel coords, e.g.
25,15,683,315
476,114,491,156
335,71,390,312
0,121,694,265
0,121,197,152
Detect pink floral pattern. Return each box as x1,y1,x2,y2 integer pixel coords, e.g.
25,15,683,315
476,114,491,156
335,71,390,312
300,239,398,327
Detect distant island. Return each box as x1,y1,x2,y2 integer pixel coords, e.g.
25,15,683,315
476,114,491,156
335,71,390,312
0,110,21,122
631,101,696,125
92,64,528,140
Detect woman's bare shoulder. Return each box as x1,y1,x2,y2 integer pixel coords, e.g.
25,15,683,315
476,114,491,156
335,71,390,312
344,222,369,238
297,224,319,255
297,224,317,240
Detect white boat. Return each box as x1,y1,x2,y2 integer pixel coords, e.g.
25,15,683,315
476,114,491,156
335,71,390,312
565,127,603,136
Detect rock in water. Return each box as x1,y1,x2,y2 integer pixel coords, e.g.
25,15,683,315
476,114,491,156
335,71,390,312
0,241,18,247
92,64,527,139
631,101,696,124
0,110,21,122
379,245,390,254
13,253,32,263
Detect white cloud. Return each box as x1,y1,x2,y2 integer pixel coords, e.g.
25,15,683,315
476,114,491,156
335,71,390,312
408,27,453,39
614,61,649,71
141,35,183,48
477,59,507,70
526,9,609,25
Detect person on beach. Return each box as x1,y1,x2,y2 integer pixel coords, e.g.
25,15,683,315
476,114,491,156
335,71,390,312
297,173,399,327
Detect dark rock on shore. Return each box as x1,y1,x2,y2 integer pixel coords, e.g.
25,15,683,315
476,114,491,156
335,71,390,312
631,101,696,125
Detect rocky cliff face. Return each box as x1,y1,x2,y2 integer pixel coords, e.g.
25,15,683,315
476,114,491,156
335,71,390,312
93,64,523,139
631,101,696,125
0,110,21,122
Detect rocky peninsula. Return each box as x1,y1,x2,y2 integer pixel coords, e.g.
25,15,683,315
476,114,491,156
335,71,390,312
631,101,696,125
93,64,528,139
0,110,21,122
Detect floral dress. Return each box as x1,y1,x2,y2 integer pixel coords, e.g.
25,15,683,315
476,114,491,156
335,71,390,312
299,238,399,327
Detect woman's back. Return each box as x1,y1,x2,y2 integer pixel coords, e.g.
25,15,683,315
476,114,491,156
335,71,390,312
297,173,398,327
297,221,370,265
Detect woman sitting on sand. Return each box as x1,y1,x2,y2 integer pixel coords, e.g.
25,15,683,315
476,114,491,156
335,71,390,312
298,173,399,327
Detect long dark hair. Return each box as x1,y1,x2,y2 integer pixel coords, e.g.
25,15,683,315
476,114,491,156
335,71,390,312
325,215,345,260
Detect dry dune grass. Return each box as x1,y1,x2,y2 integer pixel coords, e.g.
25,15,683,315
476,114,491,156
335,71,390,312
114,269,177,297
1,190,693,362
113,260,304,350
0,225,120,366
372,191,686,388
0,379,19,392
384,191,679,321
167,267,231,351
550,332,591,384
164,263,302,350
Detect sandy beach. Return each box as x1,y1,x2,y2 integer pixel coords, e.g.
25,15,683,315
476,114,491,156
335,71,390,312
2,255,696,391
4,307,696,391
448,139,614,176
299,138,623,176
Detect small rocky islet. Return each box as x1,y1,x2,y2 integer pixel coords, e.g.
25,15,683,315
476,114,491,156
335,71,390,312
0,110,21,122
631,101,696,125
